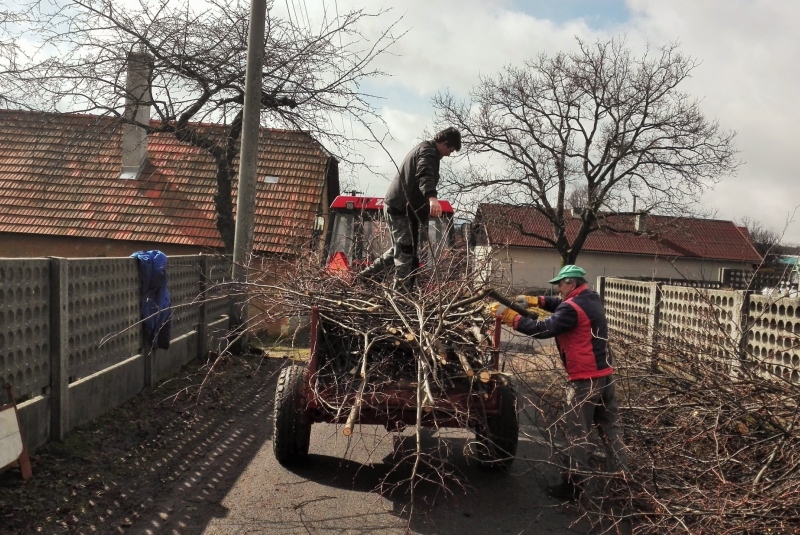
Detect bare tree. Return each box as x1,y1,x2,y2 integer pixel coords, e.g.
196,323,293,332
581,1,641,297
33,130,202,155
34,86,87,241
434,38,740,265
0,9,29,108
2,0,399,252
738,215,782,260
565,185,589,212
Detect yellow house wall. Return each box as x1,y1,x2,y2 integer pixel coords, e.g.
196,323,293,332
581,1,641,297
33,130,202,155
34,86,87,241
487,246,756,291
0,233,217,258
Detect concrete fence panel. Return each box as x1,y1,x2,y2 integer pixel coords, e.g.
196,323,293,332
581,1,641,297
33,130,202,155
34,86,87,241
602,277,659,349
658,286,746,374
0,254,231,451
205,255,232,323
0,259,51,401
169,255,203,339
746,294,800,384
603,276,798,383
64,258,140,380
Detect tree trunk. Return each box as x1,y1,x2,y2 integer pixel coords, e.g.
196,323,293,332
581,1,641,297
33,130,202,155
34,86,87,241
172,117,243,254
214,159,236,253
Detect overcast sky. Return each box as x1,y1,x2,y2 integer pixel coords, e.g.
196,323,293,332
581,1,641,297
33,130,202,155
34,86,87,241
282,0,800,243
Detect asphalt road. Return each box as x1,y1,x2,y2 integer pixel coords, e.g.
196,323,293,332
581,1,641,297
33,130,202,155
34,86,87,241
127,359,581,535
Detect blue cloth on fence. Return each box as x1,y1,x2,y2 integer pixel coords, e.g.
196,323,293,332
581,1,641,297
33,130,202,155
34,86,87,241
131,250,172,350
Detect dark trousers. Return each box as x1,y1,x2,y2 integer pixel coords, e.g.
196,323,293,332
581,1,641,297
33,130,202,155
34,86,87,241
561,375,628,483
362,206,422,283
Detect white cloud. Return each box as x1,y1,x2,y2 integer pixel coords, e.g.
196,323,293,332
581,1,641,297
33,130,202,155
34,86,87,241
309,0,800,242
352,106,430,196
623,0,800,241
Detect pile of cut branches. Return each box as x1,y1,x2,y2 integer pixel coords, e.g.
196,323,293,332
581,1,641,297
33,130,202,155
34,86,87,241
590,332,800,534
233,252,800,532
236,250,517,507
243,250,499,399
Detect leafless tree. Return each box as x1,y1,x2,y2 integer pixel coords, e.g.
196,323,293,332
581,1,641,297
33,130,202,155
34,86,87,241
2,0,400,252
434,38,740,265
0,9,29,108
738,215,782,260
566,185,589,212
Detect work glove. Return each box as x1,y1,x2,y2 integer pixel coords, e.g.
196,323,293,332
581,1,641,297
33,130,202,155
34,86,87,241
489,302,520,327
513,295,541,309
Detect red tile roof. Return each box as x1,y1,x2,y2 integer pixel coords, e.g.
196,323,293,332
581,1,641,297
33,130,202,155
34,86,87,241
0,109,334,254
478,204,762,263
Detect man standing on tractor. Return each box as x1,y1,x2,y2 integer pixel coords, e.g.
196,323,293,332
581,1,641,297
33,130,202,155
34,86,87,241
490,265,628,501
356,127,461,291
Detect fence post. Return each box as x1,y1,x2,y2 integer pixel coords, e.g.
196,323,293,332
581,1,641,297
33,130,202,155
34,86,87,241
648,282,662,370
736,290,753,378
48,257,69,441
197,254,209,360
720,267,730,287
139,258,155,389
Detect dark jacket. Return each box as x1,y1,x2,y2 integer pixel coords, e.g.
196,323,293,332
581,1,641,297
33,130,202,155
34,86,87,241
383,140,440,218
131,250,173,350
513,284,613,381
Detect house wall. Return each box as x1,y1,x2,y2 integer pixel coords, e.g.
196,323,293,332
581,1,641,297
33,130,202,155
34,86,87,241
0,233,215,258
482,245,755,291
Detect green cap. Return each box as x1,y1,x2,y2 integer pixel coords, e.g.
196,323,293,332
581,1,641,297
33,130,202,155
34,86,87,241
548,265,587,284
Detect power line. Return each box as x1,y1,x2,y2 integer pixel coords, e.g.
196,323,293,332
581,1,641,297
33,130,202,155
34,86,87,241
300,0,312,30
284,0,296,29
288,0,304,30
334,0,357,169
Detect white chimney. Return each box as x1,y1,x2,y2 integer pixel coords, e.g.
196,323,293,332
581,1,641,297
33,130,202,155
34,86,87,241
635,212,648,233
120,52,152,179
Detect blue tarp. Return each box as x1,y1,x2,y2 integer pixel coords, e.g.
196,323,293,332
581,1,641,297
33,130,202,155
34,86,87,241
131,250,172,350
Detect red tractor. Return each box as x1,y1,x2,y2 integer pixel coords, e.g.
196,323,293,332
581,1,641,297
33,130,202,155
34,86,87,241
272,195,519,469
322,194,458,277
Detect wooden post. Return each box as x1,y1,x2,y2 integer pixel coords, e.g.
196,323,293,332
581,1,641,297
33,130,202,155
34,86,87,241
143,342,155,388
135,257,156,388
648,282,662,371
597,276,606,303
306,307,319,405
736,290,753,378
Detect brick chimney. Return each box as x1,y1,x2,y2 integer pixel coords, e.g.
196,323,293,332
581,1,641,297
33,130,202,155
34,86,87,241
120,51,152,179
635,212,648,233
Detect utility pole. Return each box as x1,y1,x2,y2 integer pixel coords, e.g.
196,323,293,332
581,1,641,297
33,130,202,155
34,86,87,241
230,0,267,349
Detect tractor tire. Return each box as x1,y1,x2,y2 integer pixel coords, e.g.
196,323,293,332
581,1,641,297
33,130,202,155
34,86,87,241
476,382,519,470
273,364,312,465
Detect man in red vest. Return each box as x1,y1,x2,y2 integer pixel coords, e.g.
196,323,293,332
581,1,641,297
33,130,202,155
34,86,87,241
491,265,628,500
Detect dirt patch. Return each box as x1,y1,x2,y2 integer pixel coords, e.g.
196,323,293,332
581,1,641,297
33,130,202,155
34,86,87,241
0,353,288,534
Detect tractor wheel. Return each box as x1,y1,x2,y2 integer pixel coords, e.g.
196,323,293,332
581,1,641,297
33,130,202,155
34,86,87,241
476,382,519,470
273,364,312,465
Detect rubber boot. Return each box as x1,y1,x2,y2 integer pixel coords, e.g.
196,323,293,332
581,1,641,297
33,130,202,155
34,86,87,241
545,480,582,501
356,257,388,283
393,265,415,294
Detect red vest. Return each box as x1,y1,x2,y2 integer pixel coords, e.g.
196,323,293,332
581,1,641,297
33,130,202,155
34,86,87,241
556,286,614,381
